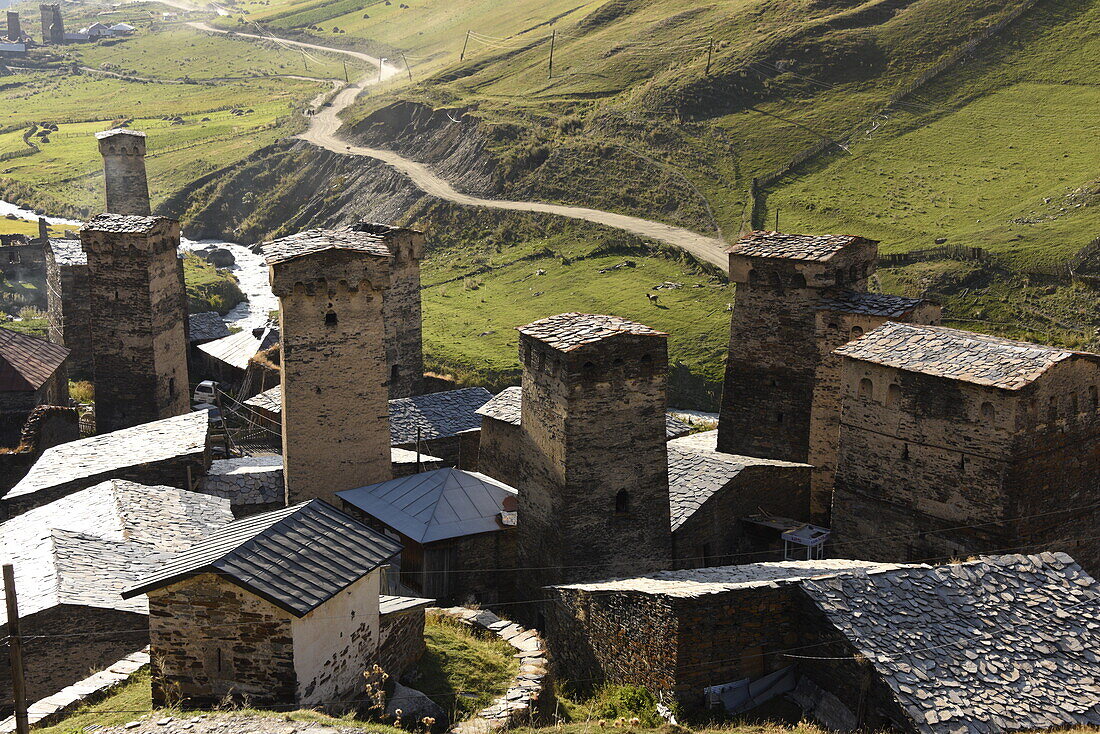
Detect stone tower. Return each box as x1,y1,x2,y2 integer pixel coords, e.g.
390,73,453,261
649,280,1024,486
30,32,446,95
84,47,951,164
80,214,190,433
7,12,22,41
351,222,424,398
39,4,62,44
96,129,150,216
264,229,394,506
515,313,672,591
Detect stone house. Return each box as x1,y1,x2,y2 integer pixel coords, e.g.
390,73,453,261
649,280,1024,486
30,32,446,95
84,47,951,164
830,322,1100,572
45,238,92,378
0,326,69,447
544,559,892,708
123,499,408,709
2,410,210,516
717,231,939,522
0,234,46,291
0,405,79,494
794,553,1100,733
0,478,232,713
244,385,490,467
338,467,518,603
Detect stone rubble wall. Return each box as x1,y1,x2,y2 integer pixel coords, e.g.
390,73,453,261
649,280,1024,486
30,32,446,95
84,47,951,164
200,457,284,509
377,609,426,680
432,607,551,734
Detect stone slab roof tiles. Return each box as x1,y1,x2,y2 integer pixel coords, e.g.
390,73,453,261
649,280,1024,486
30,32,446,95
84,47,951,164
262,228,393,265
551,559,898,597
835,321,1098,390
388,387,493,444
800,553,1100,734
124,500,402,617
81,213,166,234
187,312,231,343
0,479,232,624
379,594,435,616
48,238,86,266
244,385,281,413
338,468,518,544
728,231,868,261
517,313,666,352
818,290,927,318
6,411,210,501
95,128,145,140
0,326,68,392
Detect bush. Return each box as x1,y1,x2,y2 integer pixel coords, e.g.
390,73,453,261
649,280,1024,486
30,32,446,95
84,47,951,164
590,685,662,728
69,380,94,404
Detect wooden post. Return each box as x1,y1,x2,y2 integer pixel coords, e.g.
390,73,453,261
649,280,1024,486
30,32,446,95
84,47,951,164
705,38,714,75
4,564,29,734
342,61,348,82
415,425,422,474
548,29,555,79
401,52,412,82
460,30,470,61
775,207,780,232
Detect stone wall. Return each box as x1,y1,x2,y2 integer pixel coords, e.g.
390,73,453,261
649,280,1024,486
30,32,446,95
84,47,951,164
81,216,189,433
147,574,296,708
200,456,284,515
444,529,516,605
46,248,92,378
274,247,393,506
476,417,523,489
377,609,426,679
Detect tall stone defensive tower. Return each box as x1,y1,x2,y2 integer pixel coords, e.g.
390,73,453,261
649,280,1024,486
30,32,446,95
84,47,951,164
515,313,672,591
96,129,150,216
39,4,62,44
7,12,23,41
351,222,424,398
80,214,190,433
264,229,394,506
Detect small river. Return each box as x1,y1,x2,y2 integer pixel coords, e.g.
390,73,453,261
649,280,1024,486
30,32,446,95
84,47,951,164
1,200,275,330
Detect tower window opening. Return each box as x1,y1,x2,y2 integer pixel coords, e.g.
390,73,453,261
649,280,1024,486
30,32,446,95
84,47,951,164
615,490,630,514
325,311,338,327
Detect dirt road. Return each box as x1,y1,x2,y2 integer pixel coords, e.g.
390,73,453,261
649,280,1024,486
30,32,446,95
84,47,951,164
191,23,731,269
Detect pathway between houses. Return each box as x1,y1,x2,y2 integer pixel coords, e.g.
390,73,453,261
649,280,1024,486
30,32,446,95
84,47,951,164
188,23,731,271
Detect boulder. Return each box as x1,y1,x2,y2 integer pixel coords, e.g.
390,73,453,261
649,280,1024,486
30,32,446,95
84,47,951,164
385,682,446,725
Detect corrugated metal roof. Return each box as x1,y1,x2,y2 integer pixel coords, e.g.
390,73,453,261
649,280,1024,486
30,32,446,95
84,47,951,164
337,468,517,544
0,326,69,392
197,326,278,371
123,500,402,617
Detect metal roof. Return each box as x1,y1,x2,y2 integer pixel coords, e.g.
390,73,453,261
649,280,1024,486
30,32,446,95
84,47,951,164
123,500,402,617
0,326,69,392
337,468,518,544
197,325,278,371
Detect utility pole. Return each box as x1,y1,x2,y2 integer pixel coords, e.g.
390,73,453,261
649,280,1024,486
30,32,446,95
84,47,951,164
548,29,556,79
401,52,412,82
460,29,470,61
343,60,348,83
4,564,29,734
705,38,714,75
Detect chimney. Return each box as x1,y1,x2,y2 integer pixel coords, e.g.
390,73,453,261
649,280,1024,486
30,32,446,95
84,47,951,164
95,128,150,216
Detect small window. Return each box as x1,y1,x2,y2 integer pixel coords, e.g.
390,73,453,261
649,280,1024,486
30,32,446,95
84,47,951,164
902,444,910,461
582,361,596,382
390,364,400,383
325,311,338,326
827,322,839,331
615,490,630,514
641,353,652,364
168,377,176,396
851,326,864,339
859,378,873,398
981,402,995,421
887,384,901,408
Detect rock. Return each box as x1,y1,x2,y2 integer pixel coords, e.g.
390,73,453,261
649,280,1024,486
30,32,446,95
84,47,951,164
385,681,446,724
124,723,141,729
202,247,236,268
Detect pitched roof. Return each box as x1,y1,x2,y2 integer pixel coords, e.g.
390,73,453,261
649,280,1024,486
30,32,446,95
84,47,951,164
817,290,927,318
337,468,517,544
551,559,897,597
477,386,692,438
0,479,232,624
800,553,1100,734
517,313,666,352
244,385,281,413
48,238,86,266
197,325,278,371
6,411,209,501
0,326,68,392
728,231,869,261
95,128,145,141
379,595,435,615
262,229,393,266
835,321,1098,390
124,500,402,616
188,311,231,343
388,387,492,444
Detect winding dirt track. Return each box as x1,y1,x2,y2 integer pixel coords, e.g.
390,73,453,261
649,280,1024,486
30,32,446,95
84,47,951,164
191,22,730,269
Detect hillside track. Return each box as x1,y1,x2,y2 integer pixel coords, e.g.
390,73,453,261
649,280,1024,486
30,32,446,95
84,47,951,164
191,22,731,270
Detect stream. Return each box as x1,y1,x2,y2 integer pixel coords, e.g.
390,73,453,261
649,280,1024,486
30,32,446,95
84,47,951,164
1,200,275,330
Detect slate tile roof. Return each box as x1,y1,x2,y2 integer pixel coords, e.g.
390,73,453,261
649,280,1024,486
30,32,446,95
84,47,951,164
800,553,1100,734
0,479,232,624
551,559,896,597
188,311,231,343
6,411,210,501
197,325,278,371
517,313,666,352
835,321,1098,390
247,385,493,444
262,228,393,266
124,500,402,617
0,326,68,392
48,238,86,266
95,128,146,141
81,213,166,234
338,468,518,543
477,386,693,439
728,231,868,261
817,290,927,318
379,595,436,615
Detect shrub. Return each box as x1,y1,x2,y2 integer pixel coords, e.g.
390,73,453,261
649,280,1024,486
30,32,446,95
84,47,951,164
590,685,662,727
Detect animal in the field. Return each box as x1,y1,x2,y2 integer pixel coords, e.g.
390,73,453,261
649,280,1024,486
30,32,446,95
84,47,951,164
646,293,659,305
